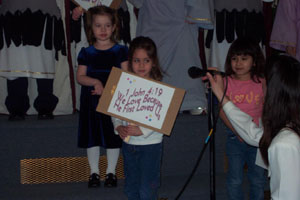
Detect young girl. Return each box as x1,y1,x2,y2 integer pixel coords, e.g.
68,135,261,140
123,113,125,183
112,36,164,199
207,54,300,200
220,37,267,200
76,5,128,188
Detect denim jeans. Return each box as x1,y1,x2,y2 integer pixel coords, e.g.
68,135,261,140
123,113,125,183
226,130,266,200
122,142,162,200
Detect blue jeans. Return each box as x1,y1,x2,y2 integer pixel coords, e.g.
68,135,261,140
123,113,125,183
122,142,162,200
226,130,266,200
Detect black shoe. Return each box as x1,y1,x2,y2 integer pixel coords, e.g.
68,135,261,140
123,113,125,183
104,173,117,187
88,173,100,188
8,113,25,121
38,113,54,120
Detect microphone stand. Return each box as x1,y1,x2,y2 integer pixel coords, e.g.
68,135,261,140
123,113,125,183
207,83,216,200
174,79,219,200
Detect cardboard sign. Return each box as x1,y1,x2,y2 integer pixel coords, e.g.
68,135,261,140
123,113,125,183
71,0,122,11
97,67,185,136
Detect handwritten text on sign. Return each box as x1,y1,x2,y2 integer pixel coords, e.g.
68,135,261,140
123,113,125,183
73,0,113,11
108,72,175,129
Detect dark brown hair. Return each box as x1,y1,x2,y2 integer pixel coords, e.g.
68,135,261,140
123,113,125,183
259,55,300,165
225,37,265,82
85,5,119,45
128,36,163,81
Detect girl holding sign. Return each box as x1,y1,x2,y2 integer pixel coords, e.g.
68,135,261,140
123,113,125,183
76,5,128,188
112,36,164,200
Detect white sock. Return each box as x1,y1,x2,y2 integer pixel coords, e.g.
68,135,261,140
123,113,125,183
87,146,100,175
106,148,120,175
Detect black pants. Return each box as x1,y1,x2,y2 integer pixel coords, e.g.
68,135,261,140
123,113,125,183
5,77,58,115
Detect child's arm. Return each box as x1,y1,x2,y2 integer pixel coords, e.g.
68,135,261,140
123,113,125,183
111,117,129,140
120,61,128,71
114,124,143,140
127,125,160,139
207,73,243,141
115,126,129,140
115,123,154,138
219,108,238,134
76,65,104,95
219,108,244,142
126,125,143,136
112,117,156,139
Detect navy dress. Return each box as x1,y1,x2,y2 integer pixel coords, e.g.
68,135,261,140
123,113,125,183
77,44,128,148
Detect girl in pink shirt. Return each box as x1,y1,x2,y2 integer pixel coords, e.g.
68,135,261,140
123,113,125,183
220,37,266,200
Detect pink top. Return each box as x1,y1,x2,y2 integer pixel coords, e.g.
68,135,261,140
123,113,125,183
225,76,264,126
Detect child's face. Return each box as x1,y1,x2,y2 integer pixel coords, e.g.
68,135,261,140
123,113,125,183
231,54,254,80
132,48,153,78
92,14,115,42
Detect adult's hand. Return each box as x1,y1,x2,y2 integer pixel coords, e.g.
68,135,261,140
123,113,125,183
286,46,297,57
206,72,229,106
72,6,84,21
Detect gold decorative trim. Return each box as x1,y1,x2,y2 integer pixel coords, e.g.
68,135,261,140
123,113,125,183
20,156,124,184
186,16,212,22
270,40,296,47
0,70,55,75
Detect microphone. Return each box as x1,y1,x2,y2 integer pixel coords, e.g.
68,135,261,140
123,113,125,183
188,66,225,79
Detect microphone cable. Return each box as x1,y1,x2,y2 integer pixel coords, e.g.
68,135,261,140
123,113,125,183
174,76,228,200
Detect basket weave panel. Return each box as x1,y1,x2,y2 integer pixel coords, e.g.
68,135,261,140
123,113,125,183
20,156,124,184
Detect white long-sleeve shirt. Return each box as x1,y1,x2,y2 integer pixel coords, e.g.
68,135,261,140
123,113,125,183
111,117,163,145
223,101,300,200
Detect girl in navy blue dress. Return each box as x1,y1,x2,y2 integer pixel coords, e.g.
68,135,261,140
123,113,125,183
76,5,128,188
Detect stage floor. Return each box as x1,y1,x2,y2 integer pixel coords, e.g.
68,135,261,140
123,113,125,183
0,112,267,200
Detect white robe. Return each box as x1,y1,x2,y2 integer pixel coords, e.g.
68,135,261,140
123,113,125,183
223,101,300,200
0,0,73,115
208,0,273,72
